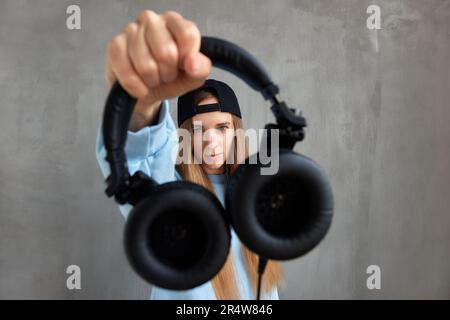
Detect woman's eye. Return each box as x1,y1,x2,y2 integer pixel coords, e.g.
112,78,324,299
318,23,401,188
193,126,228,133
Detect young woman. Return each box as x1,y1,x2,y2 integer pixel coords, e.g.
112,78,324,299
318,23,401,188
96,10,284,300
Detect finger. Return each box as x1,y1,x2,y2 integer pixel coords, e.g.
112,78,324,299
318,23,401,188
182,50,212,78
107,32,149,98
128,23,161,88
138,10,179,84
163,11,200,70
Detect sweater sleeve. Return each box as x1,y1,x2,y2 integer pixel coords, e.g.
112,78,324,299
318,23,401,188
95,99,182,219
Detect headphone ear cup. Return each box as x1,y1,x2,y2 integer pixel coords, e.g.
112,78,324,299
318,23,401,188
226,149,334,260
124,181,230,290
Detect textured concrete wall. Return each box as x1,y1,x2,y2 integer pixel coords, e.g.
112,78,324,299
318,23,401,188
0,0,449,299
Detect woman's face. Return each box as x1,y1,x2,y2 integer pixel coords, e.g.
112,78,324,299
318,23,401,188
191,96,235,174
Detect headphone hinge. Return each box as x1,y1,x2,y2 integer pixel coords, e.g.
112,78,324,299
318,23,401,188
108,171,158,206
268,101,307,149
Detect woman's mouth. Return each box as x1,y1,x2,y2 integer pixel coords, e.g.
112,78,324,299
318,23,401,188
207,153,222,160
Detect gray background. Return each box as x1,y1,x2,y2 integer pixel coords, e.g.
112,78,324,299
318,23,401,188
0,0,449,299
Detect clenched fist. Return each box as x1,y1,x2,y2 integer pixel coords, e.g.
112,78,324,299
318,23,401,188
105,10,212,130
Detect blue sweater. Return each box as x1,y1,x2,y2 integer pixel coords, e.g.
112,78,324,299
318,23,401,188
95,99,279,300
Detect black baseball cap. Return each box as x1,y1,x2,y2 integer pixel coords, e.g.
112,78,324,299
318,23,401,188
177,79,242,126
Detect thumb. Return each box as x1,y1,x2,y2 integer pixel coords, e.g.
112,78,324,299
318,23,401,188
183,51,212,78
148,52,211,101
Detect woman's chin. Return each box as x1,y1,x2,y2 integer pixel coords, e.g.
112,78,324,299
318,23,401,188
203,155,224,166
202,159,225,171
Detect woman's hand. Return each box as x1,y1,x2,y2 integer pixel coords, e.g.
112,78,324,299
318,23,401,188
105,10,212,130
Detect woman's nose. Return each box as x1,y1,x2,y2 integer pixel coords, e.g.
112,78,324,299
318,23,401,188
203,128,220,143
203,133,221,152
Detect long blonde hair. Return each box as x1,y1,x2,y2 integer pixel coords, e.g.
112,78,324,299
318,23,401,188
175,89,285,300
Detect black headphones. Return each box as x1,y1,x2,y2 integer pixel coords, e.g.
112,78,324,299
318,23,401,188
101,36,334,298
